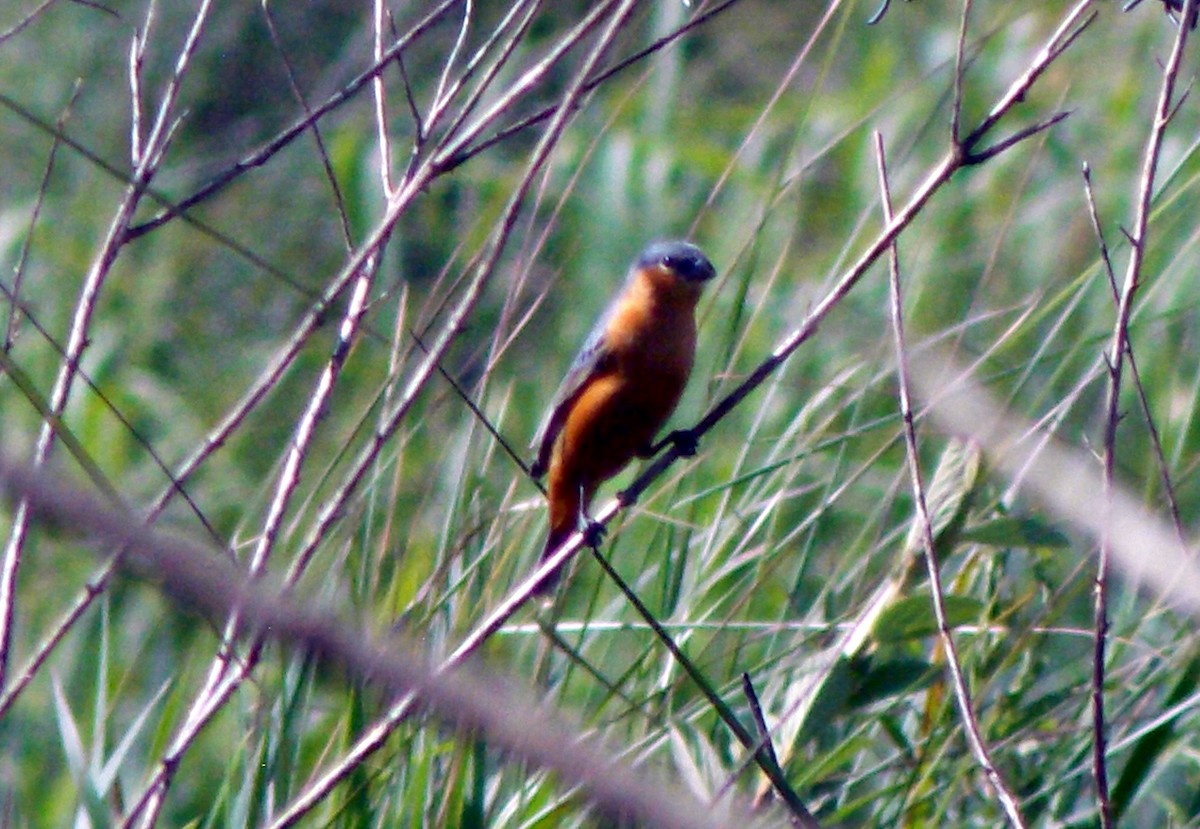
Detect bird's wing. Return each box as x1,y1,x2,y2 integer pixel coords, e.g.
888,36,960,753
530,312,617,477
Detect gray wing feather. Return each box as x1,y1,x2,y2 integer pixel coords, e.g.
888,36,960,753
530,310,616,477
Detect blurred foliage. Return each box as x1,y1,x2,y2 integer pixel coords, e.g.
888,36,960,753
3,0,1200,827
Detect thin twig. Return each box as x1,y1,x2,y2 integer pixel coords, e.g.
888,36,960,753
0,0,215,693
436,0,744,177
262,0,355,246
431,0,473,121
373,0,398,196
424,0,543,166
962,110,1073,165
951,0,972,142
1081,164,1185,541
5,82,79,349
0,91,349,295
122,0,466,240
425,1,625,174
586,547,821,828
875,131,1027,828
960,3,1094,157
1093,3,1194,826
405,0,544,186
742,673,782,771
0,0,58,45
712,672,821,828
693,0,845,230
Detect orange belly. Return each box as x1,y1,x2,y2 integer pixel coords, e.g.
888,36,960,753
541,365,687,564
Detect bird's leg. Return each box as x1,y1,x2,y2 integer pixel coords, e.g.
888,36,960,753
577,485,606,549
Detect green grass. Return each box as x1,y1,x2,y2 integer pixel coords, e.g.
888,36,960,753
3,1,1200,827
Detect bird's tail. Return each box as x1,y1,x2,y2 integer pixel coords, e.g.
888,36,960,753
533,485,585,595
533,527,573,595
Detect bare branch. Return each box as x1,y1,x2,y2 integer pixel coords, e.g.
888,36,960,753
1094,3,1195,825
961,1,1095,153
0,0,215,690
123,0,467,240
1081,165,1185,540
373,0,399,195
963,109,1072,165
438,0,745,177
0,458,763,829
4,83,79,351
0,0,109,46
431,0,473,119
875,130,1028,829
262,0,355,246
694,0,845,233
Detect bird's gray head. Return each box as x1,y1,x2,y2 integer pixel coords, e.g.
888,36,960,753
636,240,716,283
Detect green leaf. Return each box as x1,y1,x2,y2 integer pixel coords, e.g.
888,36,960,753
903,438,983,557
1110,647,1200,821
961,516,1070,549
872,595,985,643
796,656,857,742
848,656,938,707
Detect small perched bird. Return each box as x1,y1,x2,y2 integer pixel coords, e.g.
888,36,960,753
530,240,717,593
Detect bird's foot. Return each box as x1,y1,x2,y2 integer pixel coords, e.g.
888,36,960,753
640,428,700,459
665,428,699,457
582,518,606,549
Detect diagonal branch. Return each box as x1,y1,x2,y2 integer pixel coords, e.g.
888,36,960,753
0,457,763,829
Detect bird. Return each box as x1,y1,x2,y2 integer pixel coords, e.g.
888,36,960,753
529,240,717,593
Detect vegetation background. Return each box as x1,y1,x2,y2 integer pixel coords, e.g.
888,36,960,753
1,0,1199,826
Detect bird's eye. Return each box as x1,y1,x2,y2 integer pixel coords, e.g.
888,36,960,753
661,256,678,269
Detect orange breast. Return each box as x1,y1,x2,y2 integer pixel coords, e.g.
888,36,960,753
549,266,701,494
